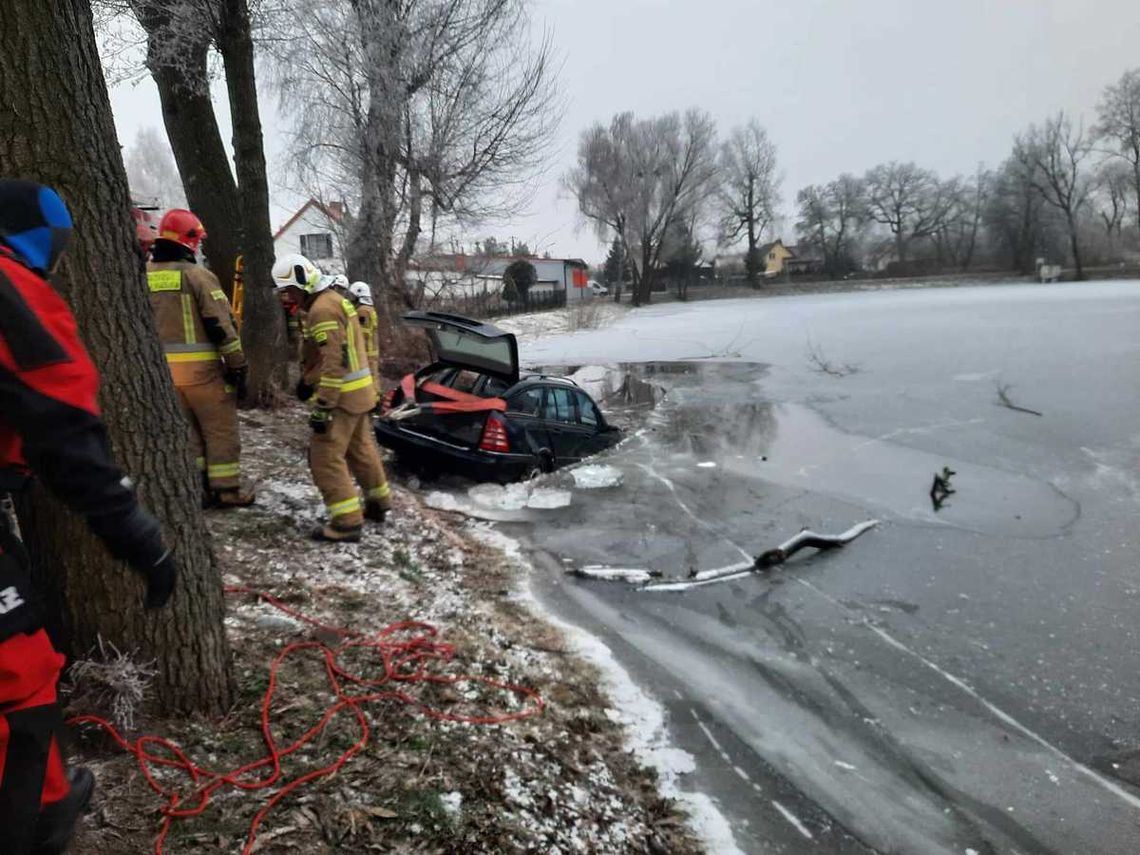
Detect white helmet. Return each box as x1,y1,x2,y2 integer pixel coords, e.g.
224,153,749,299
272,253,326,294
329,274,350,291
348,281,374,306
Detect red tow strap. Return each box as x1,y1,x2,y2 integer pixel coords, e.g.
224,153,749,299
398,374,506,414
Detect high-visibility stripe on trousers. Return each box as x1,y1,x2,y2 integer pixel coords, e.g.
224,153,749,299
0,629,70,853
309,410,388,527
176,379,242,491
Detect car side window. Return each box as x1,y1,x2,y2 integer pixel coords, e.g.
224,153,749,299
507,387,543,416
574,391,600,428
543,388,576,424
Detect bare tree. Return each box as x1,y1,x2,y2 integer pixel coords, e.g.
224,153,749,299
933,167,989,271
716,120,780,287
796,174,865,278
125,125,187,207
566,110,718,305
1014,112,1096,280
1096,160,1133,238
863,161,953,265
1095,68,1140,232
274,0,558,316
96,0,286,403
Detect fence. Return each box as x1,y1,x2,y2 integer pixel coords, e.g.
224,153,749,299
422,288,567,320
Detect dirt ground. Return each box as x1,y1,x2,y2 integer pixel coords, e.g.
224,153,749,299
66,407,703,855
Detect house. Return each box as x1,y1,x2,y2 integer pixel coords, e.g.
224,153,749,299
784,244,826,276
714,240,796,281
757,239,795,278
406,254,588,302
273,198,347,272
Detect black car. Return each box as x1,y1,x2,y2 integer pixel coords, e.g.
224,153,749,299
375,311,621,482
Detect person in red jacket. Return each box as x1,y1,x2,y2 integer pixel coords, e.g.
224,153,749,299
0,179,178,854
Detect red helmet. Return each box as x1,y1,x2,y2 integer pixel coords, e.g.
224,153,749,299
157,208,207,253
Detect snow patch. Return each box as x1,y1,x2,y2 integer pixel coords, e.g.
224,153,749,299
440,791,463,818
571,464,624,489
696,461,718,469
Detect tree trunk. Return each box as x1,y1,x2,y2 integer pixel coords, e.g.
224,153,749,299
894,230,907,266
217,0,287,405
1067,213,1085,280
0,0,232,714
138,6,242,300
745,182,759,289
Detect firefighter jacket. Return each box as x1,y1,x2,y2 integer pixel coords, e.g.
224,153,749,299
356,304,381,394
147,261,246,386
301,291,377,414
0,248,167,636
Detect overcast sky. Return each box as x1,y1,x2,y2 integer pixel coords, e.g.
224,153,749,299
108,0,1140,264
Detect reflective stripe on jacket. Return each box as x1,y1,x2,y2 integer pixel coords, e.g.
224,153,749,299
147,261,245,386
300,291,377,414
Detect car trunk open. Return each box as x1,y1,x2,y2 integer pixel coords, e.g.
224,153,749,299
384,313,519,449
400,311,519,384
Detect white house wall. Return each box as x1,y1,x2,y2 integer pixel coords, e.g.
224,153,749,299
274,206,345,273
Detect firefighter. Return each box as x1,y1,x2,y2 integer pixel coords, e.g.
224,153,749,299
347,281,381,397
272,254,391,541
147,210,254,507
0,179,178,854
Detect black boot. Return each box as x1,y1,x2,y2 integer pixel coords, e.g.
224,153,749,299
32,766,95,855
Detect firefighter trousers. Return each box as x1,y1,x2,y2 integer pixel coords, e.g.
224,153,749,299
0,630,70,854
176,379,241,491
309,411,389,527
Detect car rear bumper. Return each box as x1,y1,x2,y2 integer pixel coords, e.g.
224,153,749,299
375,418,537,483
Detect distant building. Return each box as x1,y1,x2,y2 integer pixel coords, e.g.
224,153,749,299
715,239,796,280
757,239,795,277
407,253,589,302
273,198,347,272
784,244,825,276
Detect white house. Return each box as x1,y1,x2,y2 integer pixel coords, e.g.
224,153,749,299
406,254,589,302
273,198,347,273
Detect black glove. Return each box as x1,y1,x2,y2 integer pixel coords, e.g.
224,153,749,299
310,407,333,434
296,379,315,402
145,550,178,609
225,367,249,402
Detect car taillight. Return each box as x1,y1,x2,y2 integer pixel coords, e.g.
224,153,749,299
479,414,510,453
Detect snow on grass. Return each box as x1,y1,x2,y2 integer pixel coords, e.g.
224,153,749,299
466,522,746,855
494,302,628,345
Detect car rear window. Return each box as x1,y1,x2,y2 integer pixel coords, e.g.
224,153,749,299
450,370,481,394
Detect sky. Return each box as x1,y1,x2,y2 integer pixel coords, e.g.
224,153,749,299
108,0,1140,265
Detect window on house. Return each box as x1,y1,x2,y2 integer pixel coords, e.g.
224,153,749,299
300,233,334,259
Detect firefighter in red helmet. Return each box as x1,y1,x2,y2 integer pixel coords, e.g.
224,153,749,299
147,209,254,507
0,178,178,854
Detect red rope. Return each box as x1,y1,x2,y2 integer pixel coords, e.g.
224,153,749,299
69,585,545,854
